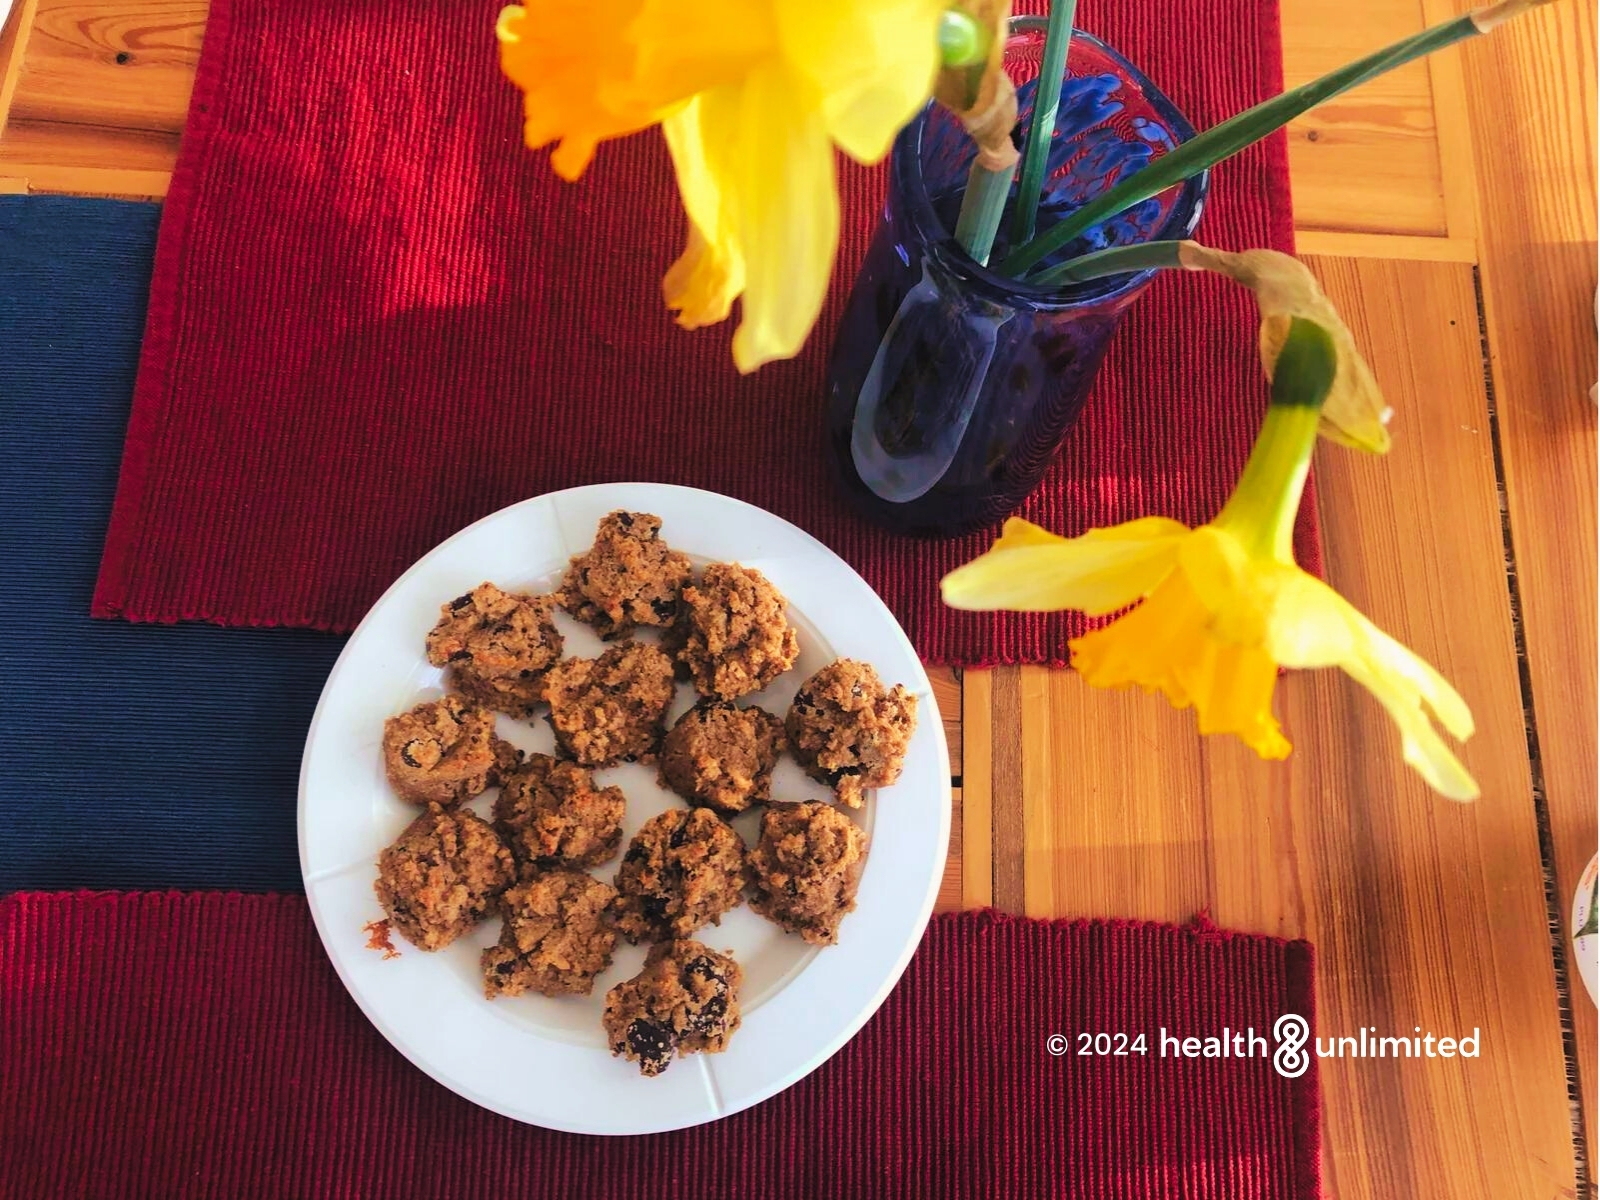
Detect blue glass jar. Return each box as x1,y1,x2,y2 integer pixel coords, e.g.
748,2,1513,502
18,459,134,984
825,26,1208,537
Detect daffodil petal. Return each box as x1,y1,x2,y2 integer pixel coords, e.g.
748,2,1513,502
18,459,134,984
1341,655,1481,800
941,517,1189,614
704,65,838,373
1266,572,1477,799
775,0,944,164
613,0,776,110
1071,571,1291,759
661,96,745,327
662,222,743,328
497,0,659,181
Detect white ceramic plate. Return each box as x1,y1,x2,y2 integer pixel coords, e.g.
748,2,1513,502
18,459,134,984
1573,852,1598,1009
298,483,951,1134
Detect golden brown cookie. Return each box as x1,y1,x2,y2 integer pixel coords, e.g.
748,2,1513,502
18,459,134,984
658,701,785,815
602,939,742,1077
374,803,514,951
676,563,799,700
747,801,869,945
611,808,748,943
382,695,521,806
785,659,918,808
560,511,692,639
482,868,618,998
492,753,624,872
540,641,677,766
425,582,562,717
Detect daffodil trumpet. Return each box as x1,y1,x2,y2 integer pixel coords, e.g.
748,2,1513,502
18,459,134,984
940,318,1479,801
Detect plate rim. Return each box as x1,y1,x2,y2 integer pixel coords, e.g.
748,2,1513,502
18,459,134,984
297,482,951,1134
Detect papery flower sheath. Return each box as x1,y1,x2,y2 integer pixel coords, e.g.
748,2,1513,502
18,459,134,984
497,0,948,373
1179,243,1393,454
941,320,1477,800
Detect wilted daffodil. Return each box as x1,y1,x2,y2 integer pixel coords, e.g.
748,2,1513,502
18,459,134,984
497,0,948,373
1179,243,1393,454
941,318,1477,800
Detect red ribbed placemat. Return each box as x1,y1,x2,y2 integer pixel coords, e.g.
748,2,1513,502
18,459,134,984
91,0,1317,664
0,893,1318,1199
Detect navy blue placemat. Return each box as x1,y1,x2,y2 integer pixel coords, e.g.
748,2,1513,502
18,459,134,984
1,196,344,891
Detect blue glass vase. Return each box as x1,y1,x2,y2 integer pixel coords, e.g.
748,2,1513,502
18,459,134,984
825,26,1208,537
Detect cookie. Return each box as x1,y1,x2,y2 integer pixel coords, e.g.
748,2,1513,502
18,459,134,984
611,807,748,943
560,511,692,639
602,939,742,1077
425,583,563,717
493,753,624,872
382,695,522,806
747,801,869,945
658,701,785,815
676,563,799,700
374,803,514,951
540,641,676,766
482,868,618,998
785,660,918,808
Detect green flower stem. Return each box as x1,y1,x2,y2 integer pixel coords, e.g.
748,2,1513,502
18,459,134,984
1010,0,1078,246
954,159,1016,265
1026,237,1184,285
994,10,1483,280
1213,319,1336,561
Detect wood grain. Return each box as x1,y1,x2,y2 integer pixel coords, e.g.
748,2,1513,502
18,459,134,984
927,665,962,780
1457,0,1599,1157
961,668,994,909
1281,0,1446,237
935,787,964,913
1018,257,1578,1199
0,0,201,185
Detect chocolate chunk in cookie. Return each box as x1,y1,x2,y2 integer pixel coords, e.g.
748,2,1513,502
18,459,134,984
493,753,624,871
374,803,514,951
482,868,618,998
785,660,918,808
602,939,742,1077
382,695,521,806
676,563,799,700
540,641,676,767
425,582,563,717
611,807,748,943
560,511,692,639
747,801,869,945
658,701,785,815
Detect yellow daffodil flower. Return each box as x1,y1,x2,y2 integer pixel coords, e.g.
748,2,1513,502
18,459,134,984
1178,242,1393,454
941,319,1477,800
497,0,948,373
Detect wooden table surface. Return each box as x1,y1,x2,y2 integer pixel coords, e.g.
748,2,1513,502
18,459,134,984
2,1,1594,1195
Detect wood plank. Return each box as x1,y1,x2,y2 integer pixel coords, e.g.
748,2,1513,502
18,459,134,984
926,665,962,780
0,155,164,196
991,666,1025,913
935,787,964,914
1457,0,1600,1157
1295,229,1476,263
0,0,200,180
961,669,994,910
1281,0,1446,236
0,0,41,137
1015,257,1576,1199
